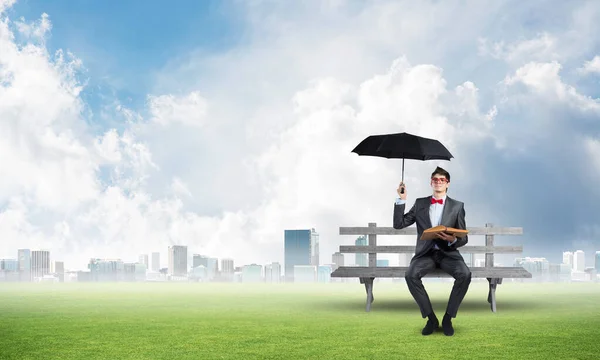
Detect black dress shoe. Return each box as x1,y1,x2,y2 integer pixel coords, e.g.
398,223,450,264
422,318,439,335
442,317,454,336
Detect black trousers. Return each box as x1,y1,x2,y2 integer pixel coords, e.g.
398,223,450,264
405,248,472,318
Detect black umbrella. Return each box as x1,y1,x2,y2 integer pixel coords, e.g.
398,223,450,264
351,132,453,193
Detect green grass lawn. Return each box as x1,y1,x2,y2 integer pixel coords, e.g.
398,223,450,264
1,280,600,359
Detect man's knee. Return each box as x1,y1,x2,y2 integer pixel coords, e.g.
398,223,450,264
455,269,471,282
405,268,420,281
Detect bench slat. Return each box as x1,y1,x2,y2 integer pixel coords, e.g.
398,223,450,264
331,266,532,278
338,245,522,254
340,226,523,236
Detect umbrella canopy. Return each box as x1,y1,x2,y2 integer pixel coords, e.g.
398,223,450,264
352,132,453,192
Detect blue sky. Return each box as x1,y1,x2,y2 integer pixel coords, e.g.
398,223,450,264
8,0,243,124
1,0,600,270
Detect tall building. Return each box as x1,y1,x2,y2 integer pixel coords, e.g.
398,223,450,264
332,252,344,270
0,259,19,281
265,262,281,282
18,249,31,282
221,258,234,274
317,265,332,283
138,254,149,268
563,251,573,268
514,257,550,280
151,252,160,271
54,261,65,282
595,251,600,272
355,236,367,266
574,250,585,272
284,229,312,282
31,250,50,280
89,259,125,281
168,245,188,276
1,259,18,271
206,258,218,280
311,228,320,266
193,254,208,268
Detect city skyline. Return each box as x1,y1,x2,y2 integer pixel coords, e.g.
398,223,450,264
2,231,599,283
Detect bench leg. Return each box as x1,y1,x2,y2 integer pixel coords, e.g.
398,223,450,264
360,277,375,312
486,278,502,312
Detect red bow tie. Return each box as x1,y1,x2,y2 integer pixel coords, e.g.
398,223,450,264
431,198,443,204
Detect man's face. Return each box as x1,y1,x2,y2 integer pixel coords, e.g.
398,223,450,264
430,175,448,192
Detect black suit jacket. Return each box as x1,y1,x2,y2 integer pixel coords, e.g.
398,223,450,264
393,196,468,259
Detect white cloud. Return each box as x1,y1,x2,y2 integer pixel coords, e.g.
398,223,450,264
148,91,208,128
577,55,600,75
478,33,560,65
15,12,51,40
584,136,600,177
502,61,600,112
2,0,600,270
0,0,15,14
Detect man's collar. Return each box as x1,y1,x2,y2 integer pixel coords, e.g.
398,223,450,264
432,194,447,201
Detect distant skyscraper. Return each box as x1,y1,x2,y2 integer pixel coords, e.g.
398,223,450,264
151,252,160,271
311,228,319,266
242,264,262,282
206,258,218,280
18,249,31,282
89,259,124,281
193,254,208,268
574,250,585,272
317,265,332,283
355,236,367,266
168,245,188,276
138,254,149,268
265,262,281,282
0,259,18,271
595,251,600,272
332,252,344,270
221,258,234,274
54,261,65,282
284,229,312,282
31,250,50,280
563,251,573,268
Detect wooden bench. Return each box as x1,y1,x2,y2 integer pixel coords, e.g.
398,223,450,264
331,222,532,312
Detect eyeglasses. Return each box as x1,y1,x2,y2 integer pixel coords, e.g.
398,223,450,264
431,177,448,183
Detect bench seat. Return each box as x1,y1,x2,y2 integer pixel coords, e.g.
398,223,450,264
331,266,532,279
331,266,532,312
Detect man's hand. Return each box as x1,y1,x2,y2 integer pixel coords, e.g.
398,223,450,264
397,182,407,200
437,232,456,243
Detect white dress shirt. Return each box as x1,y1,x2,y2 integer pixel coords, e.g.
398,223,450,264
395,195,457,248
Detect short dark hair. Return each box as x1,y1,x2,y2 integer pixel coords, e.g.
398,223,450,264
431,166,450,182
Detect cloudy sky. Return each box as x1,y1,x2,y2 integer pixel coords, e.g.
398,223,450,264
1,0,600,271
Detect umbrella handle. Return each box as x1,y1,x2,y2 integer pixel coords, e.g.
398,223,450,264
400,158,405,193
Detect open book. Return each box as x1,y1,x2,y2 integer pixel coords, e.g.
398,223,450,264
420,225,469,241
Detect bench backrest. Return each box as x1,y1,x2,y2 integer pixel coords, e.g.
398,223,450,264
338,223,523,268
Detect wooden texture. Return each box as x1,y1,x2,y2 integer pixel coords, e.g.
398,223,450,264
338,245,523,254
368,223,377,267
485,222,494,268
339,226,523,235
331,266,532,278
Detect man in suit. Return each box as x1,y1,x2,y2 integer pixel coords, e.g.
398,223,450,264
393,166,471,336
